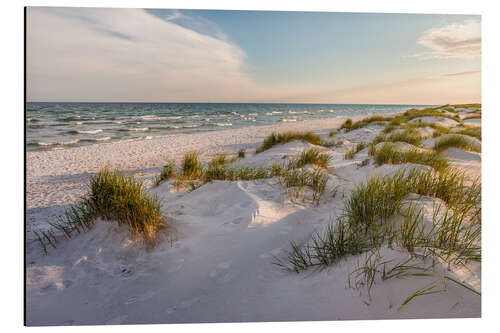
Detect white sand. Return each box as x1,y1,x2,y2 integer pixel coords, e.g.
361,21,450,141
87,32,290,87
26,111,481,326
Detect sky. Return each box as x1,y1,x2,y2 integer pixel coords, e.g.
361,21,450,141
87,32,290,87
26,7,481,104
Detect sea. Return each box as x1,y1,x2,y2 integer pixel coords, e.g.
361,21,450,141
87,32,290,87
26,103,434,151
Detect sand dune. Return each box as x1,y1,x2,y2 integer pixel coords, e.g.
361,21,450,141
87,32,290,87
26,110,481,325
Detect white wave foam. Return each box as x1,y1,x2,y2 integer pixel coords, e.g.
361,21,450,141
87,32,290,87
130,127,149,131
38,141,55,146
265,111,283,115
280,118,297,122
248,113,258,116
61,139,80,145
113,120,124,124
95,137,111,142
77,129,103,134
215,123,232,127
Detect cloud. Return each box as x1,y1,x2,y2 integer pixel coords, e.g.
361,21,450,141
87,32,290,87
27,7,268,102
415,20,481,59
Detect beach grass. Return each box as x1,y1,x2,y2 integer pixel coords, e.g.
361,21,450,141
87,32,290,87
344,142,367,159
463,115,481,120
293,147,331,168
386,129,422,146
35,168,166,253
278,167,329,204
373,143,449,171
154,163,175,186
433,134,481,153
341,116,393,132
256,131,339,153
256,131,323,153
276,166,481,305
182,151,203,178
403,108,461,122
454,127,481,140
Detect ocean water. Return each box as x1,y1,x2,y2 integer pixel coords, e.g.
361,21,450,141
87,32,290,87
26,103,434,151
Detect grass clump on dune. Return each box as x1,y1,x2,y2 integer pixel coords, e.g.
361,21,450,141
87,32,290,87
433,134,481,153
35,168,166,253
256,131,323,153
278,167,329,204
451,103,481,109
84,169,165,243
238,149,245,158
373,143,449,171
404,121,451,138
256,131,339,153
182,151,203,178
154,163,175,186
276,167,481,305
454,127,481,140
341,116,394,132
344,142,367,159
386,129,422,146
292,148,331,168
404,108,461,122
463,114,481,120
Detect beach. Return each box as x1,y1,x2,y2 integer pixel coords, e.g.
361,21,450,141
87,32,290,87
26,107,482,325
27,115,368,234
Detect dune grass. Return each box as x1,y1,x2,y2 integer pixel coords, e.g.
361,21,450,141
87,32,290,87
341,116,394,132
238,149,246,158
386,129,422,146
463,115,481,120
344,142,367,159
256,131,323,153
451,103,481,109
373,143,449,171
433,134,481,153
403,108,461,122
454,127,481,140
278,167,329,204
278,167,481,269
34,168,166,253
182,151,203,179
276,167,481,305
292,148,331,168
154,163,175,186
256,131,339,153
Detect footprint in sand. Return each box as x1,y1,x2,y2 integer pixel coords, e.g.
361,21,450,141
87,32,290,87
166,297,200,314
209,261,234,282
125,296,138,305
120,267,134,278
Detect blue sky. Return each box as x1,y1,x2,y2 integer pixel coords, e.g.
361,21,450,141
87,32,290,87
27,8,481,103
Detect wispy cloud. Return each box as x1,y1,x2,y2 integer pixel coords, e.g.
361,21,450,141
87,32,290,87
414,19,481,59
27,7,264,102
